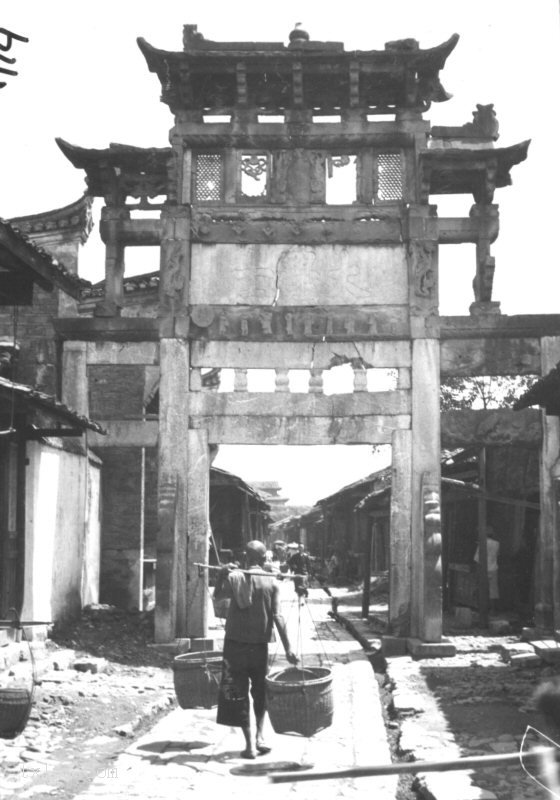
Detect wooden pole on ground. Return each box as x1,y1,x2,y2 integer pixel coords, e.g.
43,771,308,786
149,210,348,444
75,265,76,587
269,749,550,783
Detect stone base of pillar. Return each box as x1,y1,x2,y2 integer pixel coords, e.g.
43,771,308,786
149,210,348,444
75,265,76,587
407,638,456,658
380,636,408,657
469,300,501,316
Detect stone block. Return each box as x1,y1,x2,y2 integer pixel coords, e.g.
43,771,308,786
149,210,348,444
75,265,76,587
147,639,191,655
488,618,511,634
498,642,536,663
509,653,542,668
521,627,548,642
381,636,408,657
531,640,560,664
73,657,107,674
407,638,456,658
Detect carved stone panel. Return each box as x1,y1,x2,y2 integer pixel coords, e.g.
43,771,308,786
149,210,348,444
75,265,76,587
189,304,410,340
190,244,408,305
441,408,541,448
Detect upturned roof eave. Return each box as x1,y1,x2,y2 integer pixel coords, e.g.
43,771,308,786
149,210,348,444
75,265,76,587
422,139,531,166
9,194,94,246
56,138,171,170
138,33,459,68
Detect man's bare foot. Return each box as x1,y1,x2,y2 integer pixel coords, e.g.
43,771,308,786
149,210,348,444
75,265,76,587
256,742,272,755
241,749,257,759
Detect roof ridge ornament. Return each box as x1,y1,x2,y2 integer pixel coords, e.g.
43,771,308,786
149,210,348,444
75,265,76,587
288,23,310,47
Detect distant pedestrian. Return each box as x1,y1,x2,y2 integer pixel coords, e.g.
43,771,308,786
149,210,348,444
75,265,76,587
214,540,298,759
328,552,339,583
288,543,311,603
474,527,500,612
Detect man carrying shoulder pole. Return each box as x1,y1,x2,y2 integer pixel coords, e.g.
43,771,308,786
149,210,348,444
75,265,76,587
214,540,298,759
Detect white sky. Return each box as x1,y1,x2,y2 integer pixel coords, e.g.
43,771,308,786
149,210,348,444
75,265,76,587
1,1,559,505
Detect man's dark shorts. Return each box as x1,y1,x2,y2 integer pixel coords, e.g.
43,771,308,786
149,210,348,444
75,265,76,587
216,639,268,728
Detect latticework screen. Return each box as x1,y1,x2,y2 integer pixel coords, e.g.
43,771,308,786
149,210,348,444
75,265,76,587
195,154,224,202
377,153,402,201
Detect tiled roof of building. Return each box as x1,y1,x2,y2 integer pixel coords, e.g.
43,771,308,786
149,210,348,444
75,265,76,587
9,194,94,246
0,217,90,298
0,376,105,434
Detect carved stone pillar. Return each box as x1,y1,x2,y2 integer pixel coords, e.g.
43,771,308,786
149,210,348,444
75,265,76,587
389,428,412,636
411,339,442,641
406,205,442,641
159,205,191,336
470,203,500,309
96,206,130,317
535,336,560,629
155,338,190,642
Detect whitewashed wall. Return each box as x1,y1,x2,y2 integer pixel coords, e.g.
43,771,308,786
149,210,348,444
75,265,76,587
22,441,101,623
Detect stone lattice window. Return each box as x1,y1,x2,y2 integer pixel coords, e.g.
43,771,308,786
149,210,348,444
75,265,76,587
377,153,402,201
194,154,224,202
326,155,357,205
240,153,269,199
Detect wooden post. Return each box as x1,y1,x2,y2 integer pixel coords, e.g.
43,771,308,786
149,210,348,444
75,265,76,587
361,516,373,618
477,446,489,628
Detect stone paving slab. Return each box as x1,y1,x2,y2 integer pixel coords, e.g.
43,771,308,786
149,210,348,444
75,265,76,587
69,593,397,800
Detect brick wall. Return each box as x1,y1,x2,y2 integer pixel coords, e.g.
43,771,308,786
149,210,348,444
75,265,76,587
0,286,60,393
99,447,142,607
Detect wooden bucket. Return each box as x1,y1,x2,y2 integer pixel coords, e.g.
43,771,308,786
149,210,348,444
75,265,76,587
266,666,333,737
172,651,223,709
0,686,33,740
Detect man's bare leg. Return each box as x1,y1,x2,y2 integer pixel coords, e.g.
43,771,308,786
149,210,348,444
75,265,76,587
241,724,256,759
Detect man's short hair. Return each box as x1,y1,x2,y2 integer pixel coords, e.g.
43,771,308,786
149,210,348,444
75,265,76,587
245,540,267,558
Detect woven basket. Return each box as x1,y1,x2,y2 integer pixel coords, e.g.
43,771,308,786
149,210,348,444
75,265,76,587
172,650,223,709
266,666,333,737
0,686,33,740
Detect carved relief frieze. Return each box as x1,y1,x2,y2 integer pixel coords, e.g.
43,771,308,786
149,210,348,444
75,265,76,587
407,241,437,314
188,305,409,340
189,209,401,244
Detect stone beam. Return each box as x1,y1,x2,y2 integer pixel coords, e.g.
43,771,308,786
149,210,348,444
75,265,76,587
54,318,159,342
190,414,410,445
441,337,540,377
87,420,159,448
441,408,541,448
85,342,159,365
189,390,410,418
191,340,411,369
441,315,560,341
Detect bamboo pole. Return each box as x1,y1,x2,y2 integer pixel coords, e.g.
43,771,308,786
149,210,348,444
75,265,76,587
269,749,552,784
193,563,308,579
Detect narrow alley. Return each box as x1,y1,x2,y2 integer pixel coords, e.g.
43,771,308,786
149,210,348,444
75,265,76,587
1,583,558,800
